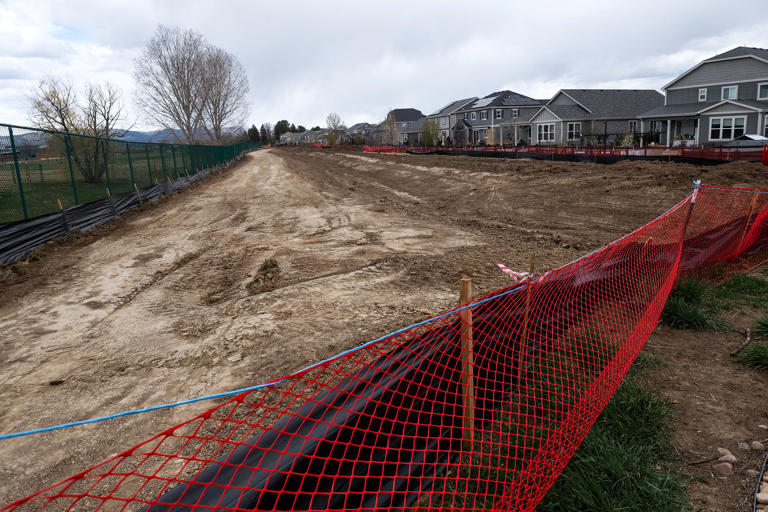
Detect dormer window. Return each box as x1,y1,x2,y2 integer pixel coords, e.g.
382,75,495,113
698,88,707,102
721,85,737,100
758,83,768,101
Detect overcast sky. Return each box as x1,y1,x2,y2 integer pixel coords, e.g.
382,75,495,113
2,0,768,132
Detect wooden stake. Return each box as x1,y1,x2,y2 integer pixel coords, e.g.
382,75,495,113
459,277,475,445
56,198,63,211
105,187,110,198
134,183,142,204
639,237,653,262
736,192,759,249
519,251,536,388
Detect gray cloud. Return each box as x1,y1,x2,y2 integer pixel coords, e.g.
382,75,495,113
1,0,767,131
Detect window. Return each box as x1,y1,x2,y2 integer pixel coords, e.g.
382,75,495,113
537,123,555,143
721,86,738,100
480,110,488,120
709,116,746,140
464,113,468,120
698,88,707,102
495,109,503,120
512,109,519,118
764,115,768,137
759,83,768,101
649,120,661,133
567,122,581,140
628,120,638,133
440,117,447,127
402,133,409,144
471,112,477,120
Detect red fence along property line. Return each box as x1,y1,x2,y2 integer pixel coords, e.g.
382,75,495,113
5,184,768,511
363,144,767,162
762,144,768,166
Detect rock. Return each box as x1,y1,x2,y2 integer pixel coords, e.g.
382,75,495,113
227,354,242,363
759,424,768,430
713,462,733,476
747,469,761,478
762,483,768,494
719,453,737,463
738,442,751,451
758,493,768,505
752,440,766,451
717,447,734,457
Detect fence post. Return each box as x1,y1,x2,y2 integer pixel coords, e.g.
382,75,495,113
64,135,78,205
101,139,112,195
459,277,474,446
518,252,536,388
126,142,136,187
144,144,153,184
8,126,28,220
737,192,760,249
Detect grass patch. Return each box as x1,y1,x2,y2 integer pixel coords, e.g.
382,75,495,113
754,317,768,338
660,278,730,331
537,357,693,512
739,340,768,372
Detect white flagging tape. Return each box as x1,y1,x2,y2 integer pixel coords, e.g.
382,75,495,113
496,263,530,282
691,179,702,203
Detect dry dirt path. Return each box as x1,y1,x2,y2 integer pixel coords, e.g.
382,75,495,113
1,147,766,507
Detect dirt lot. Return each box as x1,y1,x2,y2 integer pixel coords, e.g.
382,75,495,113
1,147,767,509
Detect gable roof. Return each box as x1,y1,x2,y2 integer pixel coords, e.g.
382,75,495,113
553,89,664,118
388,108,424,122
663,46,768,90
429,97,477,117
401,117,427,134
462,90,542,110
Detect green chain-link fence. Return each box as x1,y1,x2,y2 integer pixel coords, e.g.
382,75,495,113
0,123,258,224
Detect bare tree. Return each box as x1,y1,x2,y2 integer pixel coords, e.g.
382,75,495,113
201,47,249,143
134,25,208,143
325,112,345,130
29,78,128,183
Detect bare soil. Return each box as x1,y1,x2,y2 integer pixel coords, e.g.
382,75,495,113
0,147,766,509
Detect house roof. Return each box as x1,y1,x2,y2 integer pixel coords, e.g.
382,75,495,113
639,99,767,118
462,90,541,110
557,89,664,118
704,46,768,63
401,117,427,134
388,108,424,122
429,97,477,117
345,122,374,134
542,104,590,121
663,46,768,90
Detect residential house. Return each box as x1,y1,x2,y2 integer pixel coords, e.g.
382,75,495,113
529,89,664,145
399,118,428,145
639,46,768,145
345,123,376,144
278,132,302,145
452,91,545,146
373,108,424,145
425,97,477,143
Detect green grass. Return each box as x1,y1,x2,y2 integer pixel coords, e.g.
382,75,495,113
739,342,768,371
660,278,730,331
537,357,693,512
711,274,768,308
755,317,768,337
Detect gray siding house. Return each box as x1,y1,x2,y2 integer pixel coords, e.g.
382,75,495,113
453,91,544,145
373,108,424,145
426,97,477,143
529,89,664,145
639,47,768,145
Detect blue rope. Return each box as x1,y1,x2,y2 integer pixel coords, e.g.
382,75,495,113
0,179,709,441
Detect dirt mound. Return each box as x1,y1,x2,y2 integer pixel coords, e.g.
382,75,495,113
247,257,281,294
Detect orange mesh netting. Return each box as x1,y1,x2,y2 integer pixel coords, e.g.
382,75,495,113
5,184,768,511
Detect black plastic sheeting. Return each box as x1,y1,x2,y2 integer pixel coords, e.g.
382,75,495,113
0,157,243,264
144,204,768,512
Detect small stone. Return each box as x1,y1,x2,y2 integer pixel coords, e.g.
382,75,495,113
759,424,768,430
748,469,761,478
758,493,768,505
738,442,751,451
227,354,242,363
713,462,733,476
762,483,768,494
752,441,766,451
717,447,734,457
718,453,737,463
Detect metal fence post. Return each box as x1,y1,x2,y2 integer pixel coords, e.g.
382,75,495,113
101,139,112,195
64,135,78,205
171,146,178,178
126,142,136,186
8,126,28,220
144,144,153,184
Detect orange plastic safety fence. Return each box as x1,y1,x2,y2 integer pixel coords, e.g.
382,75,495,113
4,184,768,512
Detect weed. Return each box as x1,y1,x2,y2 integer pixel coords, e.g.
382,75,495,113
660,279,730,332
754,317,768,338
739,342,768,371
